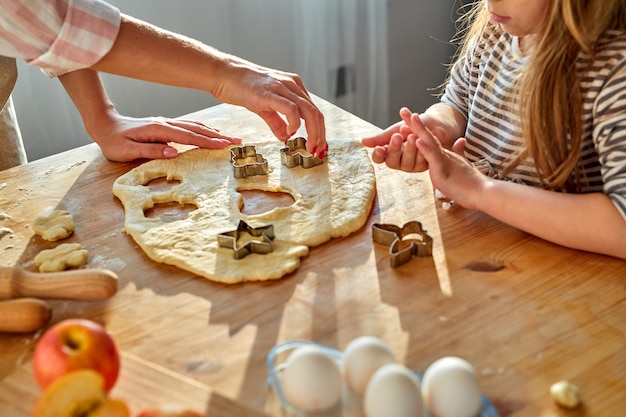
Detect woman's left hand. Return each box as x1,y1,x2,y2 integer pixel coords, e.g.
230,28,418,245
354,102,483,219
91,112,242,162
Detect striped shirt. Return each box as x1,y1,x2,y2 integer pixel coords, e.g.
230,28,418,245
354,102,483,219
441,24,626,220
0,0,121,77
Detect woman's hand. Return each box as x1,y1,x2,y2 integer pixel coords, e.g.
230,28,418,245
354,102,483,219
209,58,327,158
91,112,242,162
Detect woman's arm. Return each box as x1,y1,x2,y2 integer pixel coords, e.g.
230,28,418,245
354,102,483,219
59,69,241,162
91,15,326,156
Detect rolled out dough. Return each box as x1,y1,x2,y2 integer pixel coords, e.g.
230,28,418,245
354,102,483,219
112,138,376,283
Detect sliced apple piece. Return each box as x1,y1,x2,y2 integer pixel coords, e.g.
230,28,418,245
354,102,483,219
91,398,131,417
31,369,108,417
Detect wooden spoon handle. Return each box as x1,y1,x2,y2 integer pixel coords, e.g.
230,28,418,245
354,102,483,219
0,298,51,333
0,267,118,301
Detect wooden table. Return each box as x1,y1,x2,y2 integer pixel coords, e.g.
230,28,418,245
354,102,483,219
1,96,625,417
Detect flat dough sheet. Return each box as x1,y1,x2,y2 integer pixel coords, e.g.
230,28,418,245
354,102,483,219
113,138,376,283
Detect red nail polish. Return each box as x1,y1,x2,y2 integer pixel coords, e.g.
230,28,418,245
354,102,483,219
325,144,329,152
318,150,325,159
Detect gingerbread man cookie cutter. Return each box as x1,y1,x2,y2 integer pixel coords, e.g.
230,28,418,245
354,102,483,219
230,145,269,179
372,221,433,268
217,220,275,259
280,137,325,169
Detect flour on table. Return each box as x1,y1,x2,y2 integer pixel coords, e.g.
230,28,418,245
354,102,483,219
113,138,376,283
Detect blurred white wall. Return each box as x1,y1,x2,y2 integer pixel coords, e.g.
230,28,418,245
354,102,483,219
12,0,458,162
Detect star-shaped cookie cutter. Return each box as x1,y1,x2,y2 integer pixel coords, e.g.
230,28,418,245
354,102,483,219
217,220,275,259
372,221,433,268
280,137,325,169
230,145,269,179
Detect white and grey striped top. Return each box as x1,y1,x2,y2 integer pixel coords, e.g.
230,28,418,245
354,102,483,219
441,24,626,219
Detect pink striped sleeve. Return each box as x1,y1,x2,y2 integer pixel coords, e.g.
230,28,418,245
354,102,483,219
0,0,121,77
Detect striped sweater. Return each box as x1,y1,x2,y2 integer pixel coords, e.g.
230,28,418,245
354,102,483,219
0,0,120,77
441,24,626,219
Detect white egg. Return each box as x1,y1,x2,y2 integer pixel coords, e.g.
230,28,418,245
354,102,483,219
421,357,483,417
282,345,342,413
364,363,423,417
342,336,397,396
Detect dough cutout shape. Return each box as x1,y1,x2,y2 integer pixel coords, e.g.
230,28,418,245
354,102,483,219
113,138,376,283
33,209,75,241
35,243,89,272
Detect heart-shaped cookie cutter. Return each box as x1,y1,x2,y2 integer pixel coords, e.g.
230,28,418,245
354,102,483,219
372,221,433,268
217,220,275,259
280,137,325,169
230,145,269,179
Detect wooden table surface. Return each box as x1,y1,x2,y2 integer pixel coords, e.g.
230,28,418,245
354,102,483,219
1,96,625,417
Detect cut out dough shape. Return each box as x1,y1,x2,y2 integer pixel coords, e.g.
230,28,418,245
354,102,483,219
113,138,376,283
34,243,89,272
33,209,75,241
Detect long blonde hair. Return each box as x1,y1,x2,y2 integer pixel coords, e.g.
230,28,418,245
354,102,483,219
453,0,626,191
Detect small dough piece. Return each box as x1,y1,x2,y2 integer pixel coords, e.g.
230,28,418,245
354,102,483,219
0,226,11,240
550,380,581,408
34,243,89,272
33,210,75,241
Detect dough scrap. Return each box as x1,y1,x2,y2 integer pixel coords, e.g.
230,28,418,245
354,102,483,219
0,226,11,240
113,138,376,283
33,210,75,241
34,243,89,272
550,380,581,408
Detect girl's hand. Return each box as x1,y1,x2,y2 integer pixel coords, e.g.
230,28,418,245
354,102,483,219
409,112,488,210
362,107,448,172
362,120,403,164
91,112,242,162
362,120,429,171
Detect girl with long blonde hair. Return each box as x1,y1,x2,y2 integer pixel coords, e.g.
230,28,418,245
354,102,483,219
363,0,626,259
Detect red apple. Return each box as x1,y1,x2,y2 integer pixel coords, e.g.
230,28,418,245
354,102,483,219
134,405,205,417
33,319,120,392
31,369,130,417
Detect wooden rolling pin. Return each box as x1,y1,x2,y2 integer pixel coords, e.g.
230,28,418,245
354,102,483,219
0,298,51,333
0,267,118,301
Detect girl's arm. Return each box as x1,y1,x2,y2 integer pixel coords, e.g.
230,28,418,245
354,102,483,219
479,179,626,259
409,112,626,259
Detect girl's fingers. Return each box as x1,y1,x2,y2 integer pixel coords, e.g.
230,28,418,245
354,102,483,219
371,146,387,164
362,121,403,147
400,134,419,172
451,137,467,156
384,133,405,169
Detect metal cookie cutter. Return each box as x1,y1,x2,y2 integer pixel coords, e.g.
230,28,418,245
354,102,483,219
230,145,269,179
217,220,275,259
372,221,433,268
280,137,324,169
